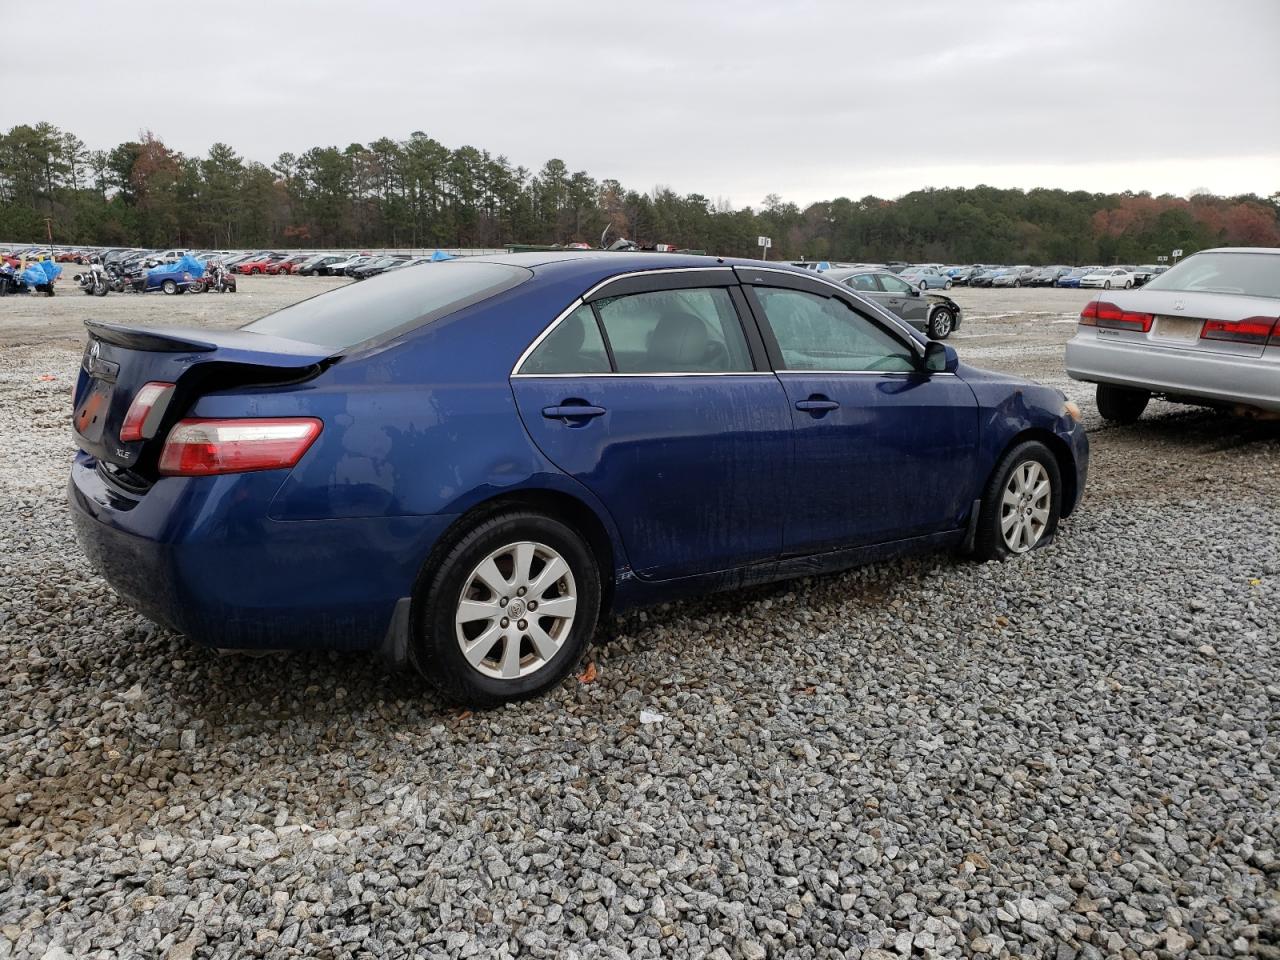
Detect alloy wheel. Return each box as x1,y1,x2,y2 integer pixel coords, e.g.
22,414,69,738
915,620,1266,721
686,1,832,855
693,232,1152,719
454,541,578,680
1000,461,1051,553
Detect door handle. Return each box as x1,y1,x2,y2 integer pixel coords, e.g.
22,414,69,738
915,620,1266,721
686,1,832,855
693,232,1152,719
542,404,606,422
795,397,839,414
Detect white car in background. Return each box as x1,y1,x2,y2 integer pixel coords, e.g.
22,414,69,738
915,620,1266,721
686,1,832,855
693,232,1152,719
1079,266,1136,289
1065,247,1280,422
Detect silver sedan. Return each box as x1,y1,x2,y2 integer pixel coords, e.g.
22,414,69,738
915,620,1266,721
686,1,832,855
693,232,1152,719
1064,247,1280,421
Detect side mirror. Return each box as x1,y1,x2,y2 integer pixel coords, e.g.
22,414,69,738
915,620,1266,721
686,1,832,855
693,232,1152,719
908,286,921,297
923,341,958,374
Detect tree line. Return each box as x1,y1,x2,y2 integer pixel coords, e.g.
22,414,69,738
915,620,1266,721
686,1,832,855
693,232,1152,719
1,122,1277,264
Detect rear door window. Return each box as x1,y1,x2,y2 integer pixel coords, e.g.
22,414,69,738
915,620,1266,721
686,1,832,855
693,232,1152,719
243,261,530,350
594,287,754,373
519,305,611,374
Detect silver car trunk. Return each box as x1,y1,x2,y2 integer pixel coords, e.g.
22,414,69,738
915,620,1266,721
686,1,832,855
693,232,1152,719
1097,289,1277,360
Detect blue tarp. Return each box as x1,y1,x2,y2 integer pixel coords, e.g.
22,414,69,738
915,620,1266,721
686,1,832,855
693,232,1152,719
148,255,205,279
20,264,48,287
430,250,452,261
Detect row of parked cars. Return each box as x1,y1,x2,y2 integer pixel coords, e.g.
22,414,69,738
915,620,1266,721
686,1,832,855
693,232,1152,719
796,260,1170,291
0,246,453,284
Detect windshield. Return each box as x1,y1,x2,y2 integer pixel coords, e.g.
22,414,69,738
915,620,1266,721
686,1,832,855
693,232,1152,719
244,260,531,350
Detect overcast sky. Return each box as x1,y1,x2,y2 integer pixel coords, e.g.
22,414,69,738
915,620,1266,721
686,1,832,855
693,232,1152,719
6,0,1277,208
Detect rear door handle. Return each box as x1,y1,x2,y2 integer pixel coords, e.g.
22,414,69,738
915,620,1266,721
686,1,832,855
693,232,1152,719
795,398,839,413
542,404,606,422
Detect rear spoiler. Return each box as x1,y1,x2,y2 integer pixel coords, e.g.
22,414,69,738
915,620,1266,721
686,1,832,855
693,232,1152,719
84,320,338,364
86,320,217,353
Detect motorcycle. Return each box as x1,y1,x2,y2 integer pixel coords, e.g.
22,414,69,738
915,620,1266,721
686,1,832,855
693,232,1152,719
193,262,237,293
73,262,110,296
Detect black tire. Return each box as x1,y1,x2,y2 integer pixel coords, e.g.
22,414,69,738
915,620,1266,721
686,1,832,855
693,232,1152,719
162,279,177,295
1124,280,1133,289
944,280,953,289
927,307,955,340
1103,280,1111,290
93,282,108,296
1096,383,1149,424
412,511,601,706
1014,279,1021,288
972,440,1062,561
918,280,927,290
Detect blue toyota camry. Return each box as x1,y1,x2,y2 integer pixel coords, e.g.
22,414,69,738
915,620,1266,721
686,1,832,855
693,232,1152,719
70,252,1088,704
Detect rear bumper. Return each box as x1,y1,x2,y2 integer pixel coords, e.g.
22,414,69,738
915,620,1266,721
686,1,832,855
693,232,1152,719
1065,335,1280,412
69,453,457,651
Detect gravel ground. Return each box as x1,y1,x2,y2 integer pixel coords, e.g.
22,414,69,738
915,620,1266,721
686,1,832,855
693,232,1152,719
1,279,1277,960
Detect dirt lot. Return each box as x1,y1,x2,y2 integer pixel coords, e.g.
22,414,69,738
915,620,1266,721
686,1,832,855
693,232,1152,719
1,275,1277,959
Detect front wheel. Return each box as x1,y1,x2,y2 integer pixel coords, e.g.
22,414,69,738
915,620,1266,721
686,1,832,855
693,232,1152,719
1096,383,1149,423
927,307,955,339
413,511,601,706
973,441,1062,561
93,282,108,296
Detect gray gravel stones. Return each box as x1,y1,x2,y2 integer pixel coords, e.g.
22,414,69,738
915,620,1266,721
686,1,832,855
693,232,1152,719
1,294,1278,959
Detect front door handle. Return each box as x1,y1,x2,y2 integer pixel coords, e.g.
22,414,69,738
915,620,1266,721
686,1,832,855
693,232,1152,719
795,397,839,414
542,403,606,423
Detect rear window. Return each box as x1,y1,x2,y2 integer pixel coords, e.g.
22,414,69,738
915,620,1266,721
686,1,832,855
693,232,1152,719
1144,252,1280,299
243,261,530,349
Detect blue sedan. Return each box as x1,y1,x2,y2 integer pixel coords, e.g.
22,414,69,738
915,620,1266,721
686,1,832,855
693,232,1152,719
69,253,1088,705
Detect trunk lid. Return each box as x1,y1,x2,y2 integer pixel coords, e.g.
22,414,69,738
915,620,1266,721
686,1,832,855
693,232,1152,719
1123,289,1278,359
73,320,335,473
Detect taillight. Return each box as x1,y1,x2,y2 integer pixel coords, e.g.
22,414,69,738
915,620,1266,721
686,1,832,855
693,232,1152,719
119,381,175,442
1079,300,1153,333
158,418,322,477
1200,316,1279,346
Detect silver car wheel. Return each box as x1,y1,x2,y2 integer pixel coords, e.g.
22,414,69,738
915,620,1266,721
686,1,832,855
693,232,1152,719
999,461,1051,554
930,308,953,337
454,540,578,680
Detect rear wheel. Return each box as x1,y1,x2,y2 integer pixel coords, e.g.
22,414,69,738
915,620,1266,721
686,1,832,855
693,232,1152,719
1096,383,1149,423
918,280,927,290
413,511,601,706
973,441,1062,561
1124,279,1133,289
944,280,953,289
161,279,177,295
1103,280,1111,289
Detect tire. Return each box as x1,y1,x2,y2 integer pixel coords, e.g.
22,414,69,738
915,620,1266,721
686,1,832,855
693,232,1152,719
93,282,108,297
413,511,602,706
1096,383,1149,424
162,280,177,295
1103,280,1111,289
1014,279,1021,288
250,267,261,275
944,280,953,289
918,280,927,291
1124,280,1133,289
927,307,955,340
973,440,1062,561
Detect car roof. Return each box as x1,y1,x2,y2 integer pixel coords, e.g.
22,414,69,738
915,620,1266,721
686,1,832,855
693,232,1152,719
463,251,815,287
1198,247,1280,255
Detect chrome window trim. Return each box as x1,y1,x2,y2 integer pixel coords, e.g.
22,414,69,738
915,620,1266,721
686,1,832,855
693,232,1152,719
510,266,740,378
776,369,957,377
512,371,777,379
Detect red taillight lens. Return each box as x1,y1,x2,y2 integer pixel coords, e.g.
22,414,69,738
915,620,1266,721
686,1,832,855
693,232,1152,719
119,381,175,442
1200,316,1279,346
1079,300,1153,332
158,418,322,477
